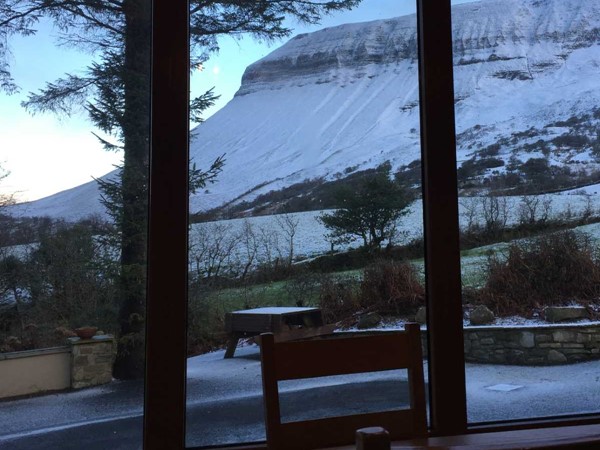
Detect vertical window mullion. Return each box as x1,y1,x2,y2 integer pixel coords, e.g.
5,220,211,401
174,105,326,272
417,0,467,435
144,1,190,449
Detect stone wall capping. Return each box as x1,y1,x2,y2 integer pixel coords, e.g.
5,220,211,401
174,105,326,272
544,306,589,323
0,346,70,361
465,320,600,331
68,334,113,345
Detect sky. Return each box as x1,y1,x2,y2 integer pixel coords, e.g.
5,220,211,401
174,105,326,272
0,0,475,202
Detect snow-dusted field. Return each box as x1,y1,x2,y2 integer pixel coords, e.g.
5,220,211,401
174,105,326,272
189,189,600,262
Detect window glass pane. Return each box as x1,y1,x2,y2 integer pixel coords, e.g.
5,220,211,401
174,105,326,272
277,370,410,422
452,0,600,423
0,2,150,447
186,1,426,446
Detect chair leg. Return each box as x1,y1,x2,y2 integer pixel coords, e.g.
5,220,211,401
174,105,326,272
355,427,390,450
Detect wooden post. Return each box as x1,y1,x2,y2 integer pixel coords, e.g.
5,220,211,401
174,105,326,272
355,427,391,450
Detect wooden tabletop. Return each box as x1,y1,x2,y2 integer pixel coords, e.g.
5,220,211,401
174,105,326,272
229,307,320,315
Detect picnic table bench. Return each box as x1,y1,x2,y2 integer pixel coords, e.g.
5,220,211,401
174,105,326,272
224,306,335,358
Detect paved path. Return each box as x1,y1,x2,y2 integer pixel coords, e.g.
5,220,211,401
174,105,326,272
2,345,600,449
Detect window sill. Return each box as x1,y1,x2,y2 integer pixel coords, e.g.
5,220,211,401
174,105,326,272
189,423,600,450
321,423,600,449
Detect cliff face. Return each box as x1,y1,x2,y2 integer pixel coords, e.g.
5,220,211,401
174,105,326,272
239,0,600,93
13,0,600,219
238,17,418,94
185,0,600,213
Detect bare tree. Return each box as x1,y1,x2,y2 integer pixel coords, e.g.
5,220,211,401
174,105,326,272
189,223,240,284
459,197,479,234
519,194,554,226
276,213,299,266
238,220,259,281
541,196,553,222
481,195,509,235
257,225,281,271
582,194,595,221
0,165,16,250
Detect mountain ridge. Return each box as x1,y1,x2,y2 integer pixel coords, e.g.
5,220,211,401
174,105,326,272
10,0,600,220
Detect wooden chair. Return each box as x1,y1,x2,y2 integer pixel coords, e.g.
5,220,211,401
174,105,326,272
259,323,427,450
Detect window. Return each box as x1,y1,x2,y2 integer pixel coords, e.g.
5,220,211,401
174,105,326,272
0,1,151,448
3,1,599,449
453,0,600,424
184,2,425,447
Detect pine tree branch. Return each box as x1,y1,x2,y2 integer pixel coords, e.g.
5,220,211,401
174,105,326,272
21,74,96,115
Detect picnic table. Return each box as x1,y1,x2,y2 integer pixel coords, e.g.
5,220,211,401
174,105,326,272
223,307,335,358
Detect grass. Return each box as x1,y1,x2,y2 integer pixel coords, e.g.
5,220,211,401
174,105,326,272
200,241,515,310
187,221,600,354
194,269,364,312
203,280,297,308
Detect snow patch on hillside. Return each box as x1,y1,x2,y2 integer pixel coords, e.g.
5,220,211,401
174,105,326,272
9,0,600,220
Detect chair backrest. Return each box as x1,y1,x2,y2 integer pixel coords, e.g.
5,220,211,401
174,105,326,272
259,323,427,450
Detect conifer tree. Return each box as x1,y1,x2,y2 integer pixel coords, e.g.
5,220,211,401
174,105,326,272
0,0,360,378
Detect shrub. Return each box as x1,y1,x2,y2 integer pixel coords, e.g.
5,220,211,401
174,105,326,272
307,247,379,272
478,231,600,316
187,284,228,356
0,220,120,351
284,270,321,307
359,260,424,315
551,134,589,149
480,143,501,157
318,276,359,324
457,157,504,183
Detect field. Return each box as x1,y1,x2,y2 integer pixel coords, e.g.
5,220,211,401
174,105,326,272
190,187,600,261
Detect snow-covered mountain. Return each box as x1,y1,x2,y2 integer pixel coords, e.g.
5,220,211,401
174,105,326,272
12,0,600,220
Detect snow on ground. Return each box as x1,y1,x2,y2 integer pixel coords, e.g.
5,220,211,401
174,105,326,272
186,345,600,424
187,189,600,270
3,344,600,446
465,358,600,422
336,316,600,333
560,183,600,196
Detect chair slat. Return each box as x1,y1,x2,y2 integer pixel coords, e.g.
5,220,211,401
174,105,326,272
273,333,411,381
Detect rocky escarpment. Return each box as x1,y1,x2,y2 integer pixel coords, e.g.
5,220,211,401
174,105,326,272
238,18,417,93
239,0,600,96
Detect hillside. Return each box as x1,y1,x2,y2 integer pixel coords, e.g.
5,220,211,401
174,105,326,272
10,0,600,220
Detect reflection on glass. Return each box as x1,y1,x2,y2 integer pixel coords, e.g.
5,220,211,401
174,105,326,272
278,370,410,423
0,1,150,448
185,1,425,447
452,0,600,423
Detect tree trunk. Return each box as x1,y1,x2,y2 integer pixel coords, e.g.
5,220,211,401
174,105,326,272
112,0,151,380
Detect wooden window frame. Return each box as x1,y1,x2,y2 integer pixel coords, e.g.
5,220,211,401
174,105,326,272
144,1,189,449
143,0,600,449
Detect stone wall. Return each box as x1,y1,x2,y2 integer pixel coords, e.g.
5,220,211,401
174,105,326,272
463,324,600,365
334,325,600,365
69,335,115,389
